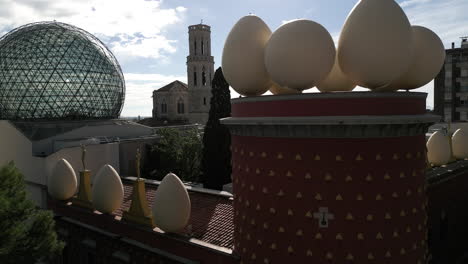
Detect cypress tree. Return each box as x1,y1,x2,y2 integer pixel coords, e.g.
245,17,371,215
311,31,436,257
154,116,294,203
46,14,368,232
0,162,64,263
201,67,232,190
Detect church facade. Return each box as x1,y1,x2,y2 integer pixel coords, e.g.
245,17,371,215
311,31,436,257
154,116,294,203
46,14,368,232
152,23,214,125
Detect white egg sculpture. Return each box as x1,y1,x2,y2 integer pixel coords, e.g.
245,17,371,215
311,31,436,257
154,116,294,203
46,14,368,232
269,81,301,95
452,128,468,159
338,0,413,89
152,173,191,233
264,19,335,91
92,164,124,214
427,131,451,166
316,55,356,92
48,159,77,200
377,26,445,91
222,15,272,96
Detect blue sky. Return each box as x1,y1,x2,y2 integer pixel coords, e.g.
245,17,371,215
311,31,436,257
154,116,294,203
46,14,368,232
0,0,466,116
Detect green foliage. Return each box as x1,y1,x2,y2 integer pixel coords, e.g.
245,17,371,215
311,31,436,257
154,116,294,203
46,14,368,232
0,161,64,263
146,127,203,182
201,67,232,190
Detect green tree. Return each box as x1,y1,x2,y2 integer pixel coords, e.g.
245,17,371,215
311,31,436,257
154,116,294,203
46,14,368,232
0,161,64,263
145,127,202,182
201,67,232,190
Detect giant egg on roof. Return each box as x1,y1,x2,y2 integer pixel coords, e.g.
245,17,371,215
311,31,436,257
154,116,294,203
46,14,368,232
222,15,272,96
337,0,413,89
0,21,125,120
264,19,335,92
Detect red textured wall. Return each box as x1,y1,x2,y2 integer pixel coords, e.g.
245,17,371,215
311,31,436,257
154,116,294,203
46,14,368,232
232,96,425,117
231,135,428,264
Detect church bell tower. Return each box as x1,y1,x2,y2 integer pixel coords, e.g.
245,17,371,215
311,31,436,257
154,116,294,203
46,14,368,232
187,23,214,125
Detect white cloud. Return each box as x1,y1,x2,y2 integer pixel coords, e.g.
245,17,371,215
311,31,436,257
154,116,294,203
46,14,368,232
398,0,468,108
124,73,186,83
0,0,187,60
176,6,187,12
112,36,177,60
400,0,432,8
400,0,468,48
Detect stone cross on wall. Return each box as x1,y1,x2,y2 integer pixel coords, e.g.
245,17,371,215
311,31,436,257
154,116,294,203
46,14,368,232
313,207,335,228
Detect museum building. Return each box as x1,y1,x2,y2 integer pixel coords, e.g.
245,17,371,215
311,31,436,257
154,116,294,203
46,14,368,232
0,12,467,264
0,21,160,208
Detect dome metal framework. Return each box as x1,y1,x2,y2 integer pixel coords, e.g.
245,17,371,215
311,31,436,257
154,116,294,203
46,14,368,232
0,21,125,120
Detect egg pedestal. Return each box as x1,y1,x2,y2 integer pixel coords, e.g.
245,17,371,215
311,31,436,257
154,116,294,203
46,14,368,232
72,170,93,209
221,92,439,264
122,179,155,228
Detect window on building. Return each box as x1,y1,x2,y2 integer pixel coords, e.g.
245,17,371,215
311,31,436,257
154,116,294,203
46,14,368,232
161,100,167,114
462,69,468,77
202,70,206,86
201,40,205,55
177,98,184,114
194,40,197,55
194,71,197,86
203,97,206,105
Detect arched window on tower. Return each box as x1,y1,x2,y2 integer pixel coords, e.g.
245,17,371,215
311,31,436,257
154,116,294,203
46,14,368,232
201,39,205,55
161,99,167,114
202,69,207,86
177,98,185,114
194,70,197,86
194,40,197,55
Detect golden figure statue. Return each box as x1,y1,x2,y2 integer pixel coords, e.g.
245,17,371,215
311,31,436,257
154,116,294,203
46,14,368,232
73,143,92,209
122,147,154,227
136,148,141,180
80,144,86,171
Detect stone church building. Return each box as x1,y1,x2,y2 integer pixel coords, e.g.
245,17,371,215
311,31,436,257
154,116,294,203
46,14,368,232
152,23,214,125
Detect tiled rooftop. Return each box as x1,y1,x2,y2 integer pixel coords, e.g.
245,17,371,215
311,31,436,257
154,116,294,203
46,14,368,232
426,159,468,185
114,179,235,249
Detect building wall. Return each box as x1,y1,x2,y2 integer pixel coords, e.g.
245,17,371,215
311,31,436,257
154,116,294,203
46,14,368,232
153,85,189,122
434,64,445,118
0,120,160,208
33,120,154,156
0,121,46,206
54,216,201,264
427,162,468,264
46,143,120,185
434,41,468,122
59,121,152,140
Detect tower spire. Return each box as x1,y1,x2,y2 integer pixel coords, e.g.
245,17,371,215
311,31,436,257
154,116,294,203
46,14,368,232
187,23,214,124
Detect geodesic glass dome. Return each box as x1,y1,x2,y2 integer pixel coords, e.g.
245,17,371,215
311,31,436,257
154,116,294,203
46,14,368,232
0,21,125,120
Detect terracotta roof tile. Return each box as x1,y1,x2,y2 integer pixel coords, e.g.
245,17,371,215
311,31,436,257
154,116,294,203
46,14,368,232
115,180,234,249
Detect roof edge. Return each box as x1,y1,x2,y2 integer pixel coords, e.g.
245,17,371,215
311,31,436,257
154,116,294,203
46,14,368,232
122,177,233,198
